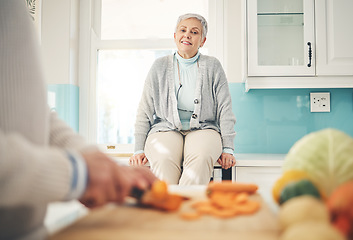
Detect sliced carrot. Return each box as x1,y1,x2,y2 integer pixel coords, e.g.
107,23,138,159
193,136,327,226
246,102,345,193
210,192,237,208
233,192,249,204
180,181,261,221
195,202,216,214
191,201,211,209
180,211,202,220
232,200,261,215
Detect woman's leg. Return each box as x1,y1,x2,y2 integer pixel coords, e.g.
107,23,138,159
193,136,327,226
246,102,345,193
179,129,222,185
144,131,184,184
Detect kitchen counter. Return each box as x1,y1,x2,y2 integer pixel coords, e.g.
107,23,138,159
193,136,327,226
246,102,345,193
235,153,286,167
48,185,281,240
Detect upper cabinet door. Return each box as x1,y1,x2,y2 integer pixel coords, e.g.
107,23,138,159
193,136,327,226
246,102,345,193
247,0,315,76
316,0,353,76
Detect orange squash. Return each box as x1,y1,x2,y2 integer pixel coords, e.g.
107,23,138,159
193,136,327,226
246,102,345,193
327,180,353,239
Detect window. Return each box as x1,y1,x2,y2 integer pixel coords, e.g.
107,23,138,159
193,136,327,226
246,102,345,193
79,0,224,151
97,49,174,144
100,0,208,40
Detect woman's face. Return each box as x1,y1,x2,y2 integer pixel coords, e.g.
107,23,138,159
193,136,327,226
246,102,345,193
174,18,206,59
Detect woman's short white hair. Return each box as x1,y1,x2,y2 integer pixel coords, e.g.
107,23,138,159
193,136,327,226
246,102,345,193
175,13,208,40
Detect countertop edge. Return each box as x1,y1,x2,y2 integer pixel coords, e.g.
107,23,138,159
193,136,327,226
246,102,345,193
234,154,285,167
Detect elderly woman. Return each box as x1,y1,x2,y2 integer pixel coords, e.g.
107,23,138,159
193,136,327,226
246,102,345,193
129,13,236,185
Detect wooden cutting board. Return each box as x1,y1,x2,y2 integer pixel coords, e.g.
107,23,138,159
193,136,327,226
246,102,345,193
49,186,280,240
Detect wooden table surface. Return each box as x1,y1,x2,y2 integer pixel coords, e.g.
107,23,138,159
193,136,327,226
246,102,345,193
49,186,280,240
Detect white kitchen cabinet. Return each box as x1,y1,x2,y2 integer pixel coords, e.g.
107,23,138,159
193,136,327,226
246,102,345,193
246,0,353,91
247,0,315,77
315,0,353,75
236,166,282,211
233,154,285,211
236,166,281,193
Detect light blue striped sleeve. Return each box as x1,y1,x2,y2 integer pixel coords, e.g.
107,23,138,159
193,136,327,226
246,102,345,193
222,147,234,156
65,151,88,200
134,150,144,155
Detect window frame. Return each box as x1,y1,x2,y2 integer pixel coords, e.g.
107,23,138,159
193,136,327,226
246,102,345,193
78,0,225,153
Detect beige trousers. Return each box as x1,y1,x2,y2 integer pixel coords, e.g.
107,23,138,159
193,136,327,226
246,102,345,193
145,129,222,185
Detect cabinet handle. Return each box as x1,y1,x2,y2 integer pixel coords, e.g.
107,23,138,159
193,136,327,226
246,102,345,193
307,42,312,67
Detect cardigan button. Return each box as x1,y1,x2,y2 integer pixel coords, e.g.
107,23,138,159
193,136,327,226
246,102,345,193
194,99,199,104
192,113,198,119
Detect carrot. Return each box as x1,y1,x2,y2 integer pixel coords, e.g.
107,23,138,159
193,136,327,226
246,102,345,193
207,181,258,196
191,201,211,209
233,192,249,204
194,202,215,214
139,181,189,212
179,181,261,220
232,200,260,215
141,192,185,211
180,211,202,220
209,192,237,208
183,198,261,219
157,194,185,211
151,180,168,200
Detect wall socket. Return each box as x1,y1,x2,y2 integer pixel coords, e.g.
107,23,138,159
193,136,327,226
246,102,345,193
310,92,330,112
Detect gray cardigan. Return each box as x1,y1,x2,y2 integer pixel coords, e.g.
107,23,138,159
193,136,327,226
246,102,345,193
134,54,236,152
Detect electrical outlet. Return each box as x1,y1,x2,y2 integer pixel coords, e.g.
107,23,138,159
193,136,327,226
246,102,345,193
310,92,330,112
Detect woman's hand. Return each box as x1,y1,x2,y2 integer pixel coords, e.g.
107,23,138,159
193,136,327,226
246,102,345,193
129,153,149,166
217,153,236,170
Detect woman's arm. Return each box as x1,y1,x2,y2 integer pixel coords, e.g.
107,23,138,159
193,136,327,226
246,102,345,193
214,60,237,150
0,129,73,207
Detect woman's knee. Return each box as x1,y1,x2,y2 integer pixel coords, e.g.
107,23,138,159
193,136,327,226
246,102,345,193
150,158,182,184
151,156,181,170
184,130,222,156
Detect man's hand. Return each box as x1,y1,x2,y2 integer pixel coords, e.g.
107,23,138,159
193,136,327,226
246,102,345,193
79,151,156,208
129,153,148,166
217,153,236,170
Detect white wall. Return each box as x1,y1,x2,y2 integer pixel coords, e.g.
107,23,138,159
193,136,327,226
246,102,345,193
224,0,245,83
40,0,244,85
41,0,79,85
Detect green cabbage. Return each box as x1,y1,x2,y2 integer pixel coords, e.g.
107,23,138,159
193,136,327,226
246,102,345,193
283,128,353,197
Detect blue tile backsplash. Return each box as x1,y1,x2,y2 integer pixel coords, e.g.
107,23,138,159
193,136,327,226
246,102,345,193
230,83,353,154
48,83,353,154
47,84,79,132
